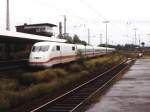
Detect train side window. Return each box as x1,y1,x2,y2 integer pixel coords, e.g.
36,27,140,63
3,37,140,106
56,46,60,51
72,46,75,51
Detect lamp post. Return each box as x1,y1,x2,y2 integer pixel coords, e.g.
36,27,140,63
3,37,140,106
138,34,141,47
133,28,137,45
88,28,90,45
6,0,10,31
100,33,103,45
63,15,67,38
103,21,109,53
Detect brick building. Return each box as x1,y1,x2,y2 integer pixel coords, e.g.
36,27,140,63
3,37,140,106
16,23,57,37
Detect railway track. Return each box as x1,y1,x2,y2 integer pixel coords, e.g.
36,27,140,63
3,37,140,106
31,60,133,112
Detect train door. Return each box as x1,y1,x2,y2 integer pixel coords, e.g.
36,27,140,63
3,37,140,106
55,45,62,63
74,44,78,60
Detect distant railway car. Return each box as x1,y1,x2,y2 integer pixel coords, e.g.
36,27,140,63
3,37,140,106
93,46,105,56
76,44,86,56
29,42,115,67
107,47,115,53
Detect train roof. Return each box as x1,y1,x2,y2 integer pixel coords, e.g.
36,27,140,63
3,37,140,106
0,30,66,43
33,41,76,46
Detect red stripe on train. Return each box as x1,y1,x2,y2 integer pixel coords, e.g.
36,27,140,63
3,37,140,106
30,55,77,64
30,53,102,64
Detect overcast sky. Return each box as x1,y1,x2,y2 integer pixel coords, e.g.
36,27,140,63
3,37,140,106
0,0,150,46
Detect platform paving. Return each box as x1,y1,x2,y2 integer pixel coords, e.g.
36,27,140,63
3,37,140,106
85,59,150,112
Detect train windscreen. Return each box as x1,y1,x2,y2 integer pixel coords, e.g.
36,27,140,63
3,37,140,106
32,45,50,52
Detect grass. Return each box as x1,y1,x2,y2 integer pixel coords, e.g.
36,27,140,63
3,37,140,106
142,52,150,58
0,53,126,111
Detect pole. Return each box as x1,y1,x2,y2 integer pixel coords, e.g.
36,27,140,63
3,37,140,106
106,23,107,53
103,21,109,53
88,28,90,45
133,28,137,45
6,0,10,31
64,15,66,38
59,22,62,38
100,34,102,45
138,34,141,47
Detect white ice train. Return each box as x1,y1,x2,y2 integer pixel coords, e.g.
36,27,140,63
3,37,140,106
29,41,115,67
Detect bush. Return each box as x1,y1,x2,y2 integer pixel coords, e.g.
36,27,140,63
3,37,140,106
19,73,35,85
33,70,57,83
52,68,69,78
0,79,18,91
68,63,83,73
0,80,60,110
0,53,126,111
0,92,10,111
80,70,89,76
19,68,69,85
84,58,103,70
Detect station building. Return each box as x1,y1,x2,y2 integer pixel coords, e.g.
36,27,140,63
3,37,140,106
16,23,57,37
0,23,65,60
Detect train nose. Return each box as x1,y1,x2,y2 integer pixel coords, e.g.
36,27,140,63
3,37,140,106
34,57,42,59
29,52,48,62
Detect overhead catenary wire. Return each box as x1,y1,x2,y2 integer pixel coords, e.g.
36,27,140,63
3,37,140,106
78,0,122,44
30,0,120,45
79,0,107,21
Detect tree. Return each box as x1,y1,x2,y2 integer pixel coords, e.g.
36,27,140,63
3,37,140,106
62,34,87,45
57,34,63,39
64,35,73,43
141,42,145,47
73,35,81,44
81,40,87,45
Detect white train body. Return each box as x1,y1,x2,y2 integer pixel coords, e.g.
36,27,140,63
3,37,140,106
29,42,115,67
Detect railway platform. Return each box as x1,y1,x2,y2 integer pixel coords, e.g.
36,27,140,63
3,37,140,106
85,58,150,112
